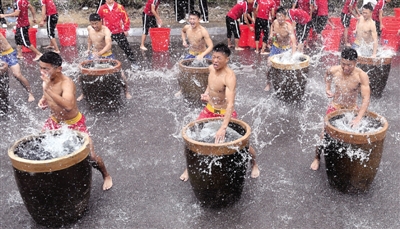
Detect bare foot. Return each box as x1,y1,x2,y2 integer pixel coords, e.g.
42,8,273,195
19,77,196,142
125,92,132,99
28,93,35,102
345,43,351,47
44,45,54,49
228,44,234,48
103,175,113,190
264,83,271,91
77,94,84,101
235,47,245,51
260,51,269,55
17,55,24,59
251,164,260,178
140,46,148,51
255,49,260,53
33,54,42,61
180,169,189,181
310,158,320,171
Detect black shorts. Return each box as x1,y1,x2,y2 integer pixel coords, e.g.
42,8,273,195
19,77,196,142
296,21,312,43
15,26,31,47
312,15,328,34
255,18,270,43
142,12,157,35
46,13,58,39
226,16,240,39
374,20,381,37
341,13,351,28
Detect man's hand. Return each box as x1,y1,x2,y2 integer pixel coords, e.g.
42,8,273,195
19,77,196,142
38,98,48,110
39,20,45,27
200,93,209,102
350,117,361,128
214,127,226,144
326,89,334,98
182,41,189,48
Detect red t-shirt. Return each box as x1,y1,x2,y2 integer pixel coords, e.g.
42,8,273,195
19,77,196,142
314,0,328,16
342,0,357,15
257,0,275,20
15,0,30,28
372,0,385,22
227,2,251,20
143,0,160,16
41,0,57,16
288,9,311,24
98,2,130,34
293,0,312,13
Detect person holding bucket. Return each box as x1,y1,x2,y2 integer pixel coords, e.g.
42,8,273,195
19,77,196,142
226,0,255,50
98,0,139,69
140,0,162,51
372,0,391,37
180,43,260,181
77,13,132,101
39,0,61,54
38,52,113,191
0,0,42,61
0,33,35,102
310,48,370,171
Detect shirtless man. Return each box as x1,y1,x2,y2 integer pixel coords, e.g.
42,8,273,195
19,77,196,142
0,33,35,102
310,48,370,171
38,52,113,190
181,10,213,60
180,43,260,181
77,13,131,101
353,3,378,58
264,7,297,91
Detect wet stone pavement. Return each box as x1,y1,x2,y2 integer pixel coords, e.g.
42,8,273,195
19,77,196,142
1,35,400,228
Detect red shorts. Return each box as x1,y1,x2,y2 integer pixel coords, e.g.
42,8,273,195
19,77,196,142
42,113,89,134
197,106,238,120
326,103,358,115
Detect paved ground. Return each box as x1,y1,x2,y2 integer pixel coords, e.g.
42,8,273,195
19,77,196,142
1,32,400,229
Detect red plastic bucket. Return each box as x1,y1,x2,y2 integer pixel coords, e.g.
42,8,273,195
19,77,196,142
149,28,170,52
381,29,400,51
0,28,6,37
394,8,400,18
247,24,263,49
239,25,249,47
13,28,37,52
56,23,78,46
330,17,343,29
322,29,341,52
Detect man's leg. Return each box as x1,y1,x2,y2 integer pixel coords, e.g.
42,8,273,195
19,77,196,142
120,71,132,99
10,64,35,102
248,146,260,178
112,33,137,64
88,137,113,190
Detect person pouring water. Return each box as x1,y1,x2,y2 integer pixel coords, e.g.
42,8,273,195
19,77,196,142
180,43,260,181
310,48,370,171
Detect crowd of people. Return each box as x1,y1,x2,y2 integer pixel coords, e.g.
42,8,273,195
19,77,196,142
0,0,398,189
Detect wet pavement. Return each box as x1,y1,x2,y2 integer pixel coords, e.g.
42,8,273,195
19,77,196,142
1,34,400,228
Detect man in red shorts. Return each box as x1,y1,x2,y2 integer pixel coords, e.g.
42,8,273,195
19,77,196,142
38,52,113,190
310,48,370,171
180,43,260,181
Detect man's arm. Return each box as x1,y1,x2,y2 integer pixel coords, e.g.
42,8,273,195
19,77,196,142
352,70,370,126
151,4,162,26
181,25,189,47
371,23,378,57
40,4,46,25
28,4,37,23
197,29,213,59
42,77,76,112
215,72,236,144
379,9,383,30
325,67,334,97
